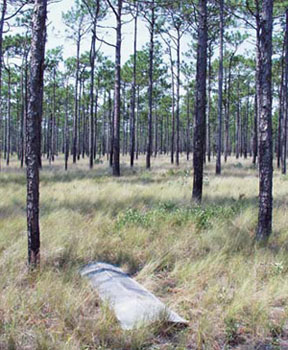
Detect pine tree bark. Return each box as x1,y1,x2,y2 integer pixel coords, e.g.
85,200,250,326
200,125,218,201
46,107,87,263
20,64,25,168
89,1,100,169
108,90,113,167
216,0,224,175
254,7,261,165
169,45,175,164
192,0,207,202
26,0,47,267
0,0,7,170
236,77,240,159
176,28,181,166
65,83,69,171
224,54,233,162
146,0,155,170
277,48,284,169
253,92,258,164
72,31,81,164
93,80,99,160
130,3,138,167
282,9,288,175
186,90,190,161
256,0,274,241
243,87,249,159
207,46,212,162
136,86,140,159
112,0,122,176
6,67,11,166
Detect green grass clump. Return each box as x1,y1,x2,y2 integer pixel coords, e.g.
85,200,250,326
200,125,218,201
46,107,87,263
116,202,241,232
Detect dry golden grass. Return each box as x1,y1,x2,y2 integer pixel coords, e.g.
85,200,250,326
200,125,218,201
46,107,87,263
0,154,288,349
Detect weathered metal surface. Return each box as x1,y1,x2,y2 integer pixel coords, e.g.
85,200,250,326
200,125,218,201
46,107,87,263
81,262,188,330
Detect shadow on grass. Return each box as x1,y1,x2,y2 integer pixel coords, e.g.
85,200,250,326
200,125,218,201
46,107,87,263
2,188,286,223
44,239,144,277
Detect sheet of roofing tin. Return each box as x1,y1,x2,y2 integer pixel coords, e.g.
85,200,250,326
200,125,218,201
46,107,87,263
81,262,188,330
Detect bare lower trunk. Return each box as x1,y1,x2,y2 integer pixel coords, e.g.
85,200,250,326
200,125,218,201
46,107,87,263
277,49,284,169
170,46,175,164
236,78,240,159
146,1,155,170
256,0,273,241
89,23,96,168
109,90,113,167
176,29,180,166
0,0,7,171
6,68,11,166
112,0,122,176
65,83,69,171
73,34,80,164
130,6,138,167
186,91,190,161
26,0,47,267
253,92,258,164
216,0,224,175
192,0,207,202
207,49,212,162
282,9,288,175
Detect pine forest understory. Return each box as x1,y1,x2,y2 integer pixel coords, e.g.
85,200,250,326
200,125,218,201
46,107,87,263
1,0,288,349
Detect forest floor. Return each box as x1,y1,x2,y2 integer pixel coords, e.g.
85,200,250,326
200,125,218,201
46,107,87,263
1,155,288,350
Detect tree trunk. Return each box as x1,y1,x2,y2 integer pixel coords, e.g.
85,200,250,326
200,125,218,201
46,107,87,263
88,0,100,169
192,0,207,202
0,0,7,170
224,54,233,162
73,32,81,163
236,77,240,159
277,47,285,169
6,68,11,166
176,28,181,166
207,47,212,162
154,108,158,157
243,86,249,159
130,4,138,167
216,0,224,175
94,80,99,160
169,45,175,164
253,92,258,164
109,90,113,167
254,10,261,165
65,83,69,171
136,86,140,160
256,0,274,241
112,0,122,176
146,0,155,170
26,0,47,267
186,90,190,161
282,9,288,175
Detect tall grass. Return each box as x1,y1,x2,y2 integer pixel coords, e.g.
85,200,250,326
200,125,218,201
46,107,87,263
0,156,288,349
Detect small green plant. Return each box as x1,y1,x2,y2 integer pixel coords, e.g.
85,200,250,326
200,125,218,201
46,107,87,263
140,172,153,184
224,316,239,345
271,262,284,276
116,208,150,228
268,321,284,340
95,158,103,164
158,201,177,212
233,162,243,169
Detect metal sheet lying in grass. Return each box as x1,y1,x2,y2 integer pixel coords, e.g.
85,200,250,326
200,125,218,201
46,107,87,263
80,262,188,330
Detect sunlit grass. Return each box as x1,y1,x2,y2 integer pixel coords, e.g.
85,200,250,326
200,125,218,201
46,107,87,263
0,154,288,349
